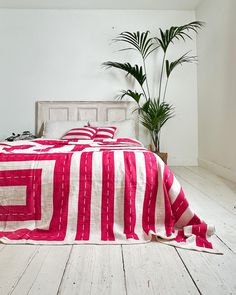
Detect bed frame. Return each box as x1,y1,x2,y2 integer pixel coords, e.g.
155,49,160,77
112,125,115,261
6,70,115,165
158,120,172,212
36,100,138,137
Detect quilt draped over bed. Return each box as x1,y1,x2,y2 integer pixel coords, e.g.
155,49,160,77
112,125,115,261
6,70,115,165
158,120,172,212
0,138,216,252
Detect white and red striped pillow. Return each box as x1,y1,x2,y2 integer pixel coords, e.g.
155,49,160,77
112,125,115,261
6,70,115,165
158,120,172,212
93,126,117,140
61,127,97,140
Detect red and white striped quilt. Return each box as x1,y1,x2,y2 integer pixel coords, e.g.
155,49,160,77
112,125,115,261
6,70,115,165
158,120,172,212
0,138,216,252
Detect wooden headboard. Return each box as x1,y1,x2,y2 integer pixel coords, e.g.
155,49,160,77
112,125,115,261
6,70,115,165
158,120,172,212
36,100,138,137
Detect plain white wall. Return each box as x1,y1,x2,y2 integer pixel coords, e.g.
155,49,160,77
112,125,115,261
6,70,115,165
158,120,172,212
0,9,198,165
196,0,236,181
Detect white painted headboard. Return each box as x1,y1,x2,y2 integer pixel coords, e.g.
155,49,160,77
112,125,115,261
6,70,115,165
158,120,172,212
36,100,138,137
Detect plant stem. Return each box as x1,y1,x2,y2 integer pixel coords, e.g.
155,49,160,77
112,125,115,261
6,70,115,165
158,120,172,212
142,57,151,100
163,77,169,102
150,131,156,150
157,131,160,152
158,52,166,103
141,85,148,101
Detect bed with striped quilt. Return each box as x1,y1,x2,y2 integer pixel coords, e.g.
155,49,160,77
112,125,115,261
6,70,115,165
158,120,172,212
0,138,216,252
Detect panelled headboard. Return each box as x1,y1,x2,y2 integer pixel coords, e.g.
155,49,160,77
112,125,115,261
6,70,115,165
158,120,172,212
36,100,138,137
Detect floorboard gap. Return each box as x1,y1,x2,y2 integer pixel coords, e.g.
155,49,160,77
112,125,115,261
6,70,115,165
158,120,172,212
56,245,73,295
216,235,236,255
175,248,202,295
8,246,40,295
121,245,128,295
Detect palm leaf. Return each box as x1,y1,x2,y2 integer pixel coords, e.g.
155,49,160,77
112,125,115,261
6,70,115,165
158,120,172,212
156,21,204,52
140,99,174,132
139,99,174,151
165,52,197,78
118,90,143,105
141,100,150,113
103,61,146,86
114,31,157,59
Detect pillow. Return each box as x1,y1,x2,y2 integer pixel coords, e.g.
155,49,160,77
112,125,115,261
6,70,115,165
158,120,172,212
61,127,97,140
89,119,136,139
43,120,88,139
42,119,137,139
93,126,117,140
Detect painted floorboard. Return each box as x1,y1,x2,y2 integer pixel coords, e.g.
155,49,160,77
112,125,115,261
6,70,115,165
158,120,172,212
122,242,199,295
171,167,236,253
0,245,39,295
11,245,72,295
57,245,126,295
172,166,236,215
177,236,236,295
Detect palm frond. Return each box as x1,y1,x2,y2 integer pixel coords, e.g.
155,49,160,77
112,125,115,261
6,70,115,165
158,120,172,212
118,90,143,105
140,99,174,132
114,31,157,59
165,52,197,78
156,21,204,52
103,61,146,86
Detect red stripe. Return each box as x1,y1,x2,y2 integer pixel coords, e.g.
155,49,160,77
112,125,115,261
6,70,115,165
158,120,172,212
192,224,213,249
192,223,207,238
187,213,201,226
163,164,177,236
75,152,93,240
171,189,189,222
163,182,175,236
101,151,115,241
123,152,138,240
195,236,213,249
41,154,71,241
72,144,90,152
163,165,174,192
142,152,158,234
175,229,187,242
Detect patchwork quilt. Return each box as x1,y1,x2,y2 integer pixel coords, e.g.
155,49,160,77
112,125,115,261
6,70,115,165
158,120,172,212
0,138,216,252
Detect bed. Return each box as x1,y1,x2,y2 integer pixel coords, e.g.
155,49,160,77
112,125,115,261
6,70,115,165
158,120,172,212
0,101,216,252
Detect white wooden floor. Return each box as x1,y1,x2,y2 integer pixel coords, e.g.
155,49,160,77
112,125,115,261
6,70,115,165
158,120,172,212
0,166,236,295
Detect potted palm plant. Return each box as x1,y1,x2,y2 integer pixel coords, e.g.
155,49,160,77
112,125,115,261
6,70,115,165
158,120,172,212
103,21,203,163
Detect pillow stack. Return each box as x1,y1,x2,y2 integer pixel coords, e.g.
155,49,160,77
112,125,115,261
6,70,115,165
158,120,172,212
61,126,117,141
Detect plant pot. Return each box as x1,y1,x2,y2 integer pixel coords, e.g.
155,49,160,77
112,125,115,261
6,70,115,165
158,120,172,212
156,152,168,165
147,145,168,164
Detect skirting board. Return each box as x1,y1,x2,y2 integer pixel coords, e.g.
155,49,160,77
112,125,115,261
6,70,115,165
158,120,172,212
198,158,236,183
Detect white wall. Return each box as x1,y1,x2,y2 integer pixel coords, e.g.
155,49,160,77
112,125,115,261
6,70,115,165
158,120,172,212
196,0,236,181
0,9,198,165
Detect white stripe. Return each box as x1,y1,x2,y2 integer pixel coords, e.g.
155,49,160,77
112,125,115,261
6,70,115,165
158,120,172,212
89,151,103,241
175,207,194,228
154,156,166,236
64,153,81,242
113,151,126,240
169,176,181,204
43,145,74,153
134,152,149,240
